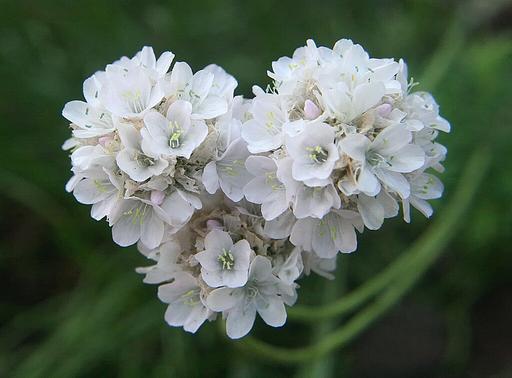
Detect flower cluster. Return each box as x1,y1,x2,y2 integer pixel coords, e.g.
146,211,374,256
63,40,449,339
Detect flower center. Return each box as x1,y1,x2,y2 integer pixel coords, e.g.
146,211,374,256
168,121,182,149
218,248,235,270
306,145,328,164
366,150,389,168
135,152,155,168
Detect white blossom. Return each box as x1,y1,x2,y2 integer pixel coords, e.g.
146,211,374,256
206,256,287,339
194,230,251,288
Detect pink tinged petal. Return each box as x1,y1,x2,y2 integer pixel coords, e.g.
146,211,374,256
206,219,223,231
226,303,257,339
375,103,392,117
150,190,165,206
98,135,113,147
304,99,321,120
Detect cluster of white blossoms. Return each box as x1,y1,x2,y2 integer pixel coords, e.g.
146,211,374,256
63,40,449,339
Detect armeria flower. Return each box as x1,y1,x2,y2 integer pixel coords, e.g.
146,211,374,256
276,157,340,219
109,190,201,249
163,62,228,120
63,41,450,339
241,94,288,153
136,240,182,284
99,64,165,118
113,46,174,81
158,271,210,333
402,172,443,223
116,123,169,182
338,125,425,198
290,210,363,258
141,100,208,159
194,229,251,288
69,168,122,221
202,138,251,202
243,156,288,221
286,121,339,183
206,256,287,339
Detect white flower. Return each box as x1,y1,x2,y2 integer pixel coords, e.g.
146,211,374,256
136,240,182,284
70,168,123,221
286,121,339,182
99,64,164,118
241,95,288,153
62,99,115,139
290,210,363,258
402,172,443,223
202,138,251,202
116,123,169,182
277,157,340,219
356,191,399,230
339,125,425,198
276,247,303,285
141,100,208,159
114,46,174,81
206,256,287,339
164,62,229,120
158,271,210,333
195,230,251,288
109,190,201,249
243,156,288,221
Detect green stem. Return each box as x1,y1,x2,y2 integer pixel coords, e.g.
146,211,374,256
235,147,491,364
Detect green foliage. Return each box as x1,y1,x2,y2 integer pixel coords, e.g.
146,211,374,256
1,1,511,377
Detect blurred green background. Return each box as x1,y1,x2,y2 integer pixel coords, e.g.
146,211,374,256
1,0,512,377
